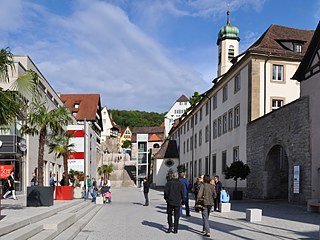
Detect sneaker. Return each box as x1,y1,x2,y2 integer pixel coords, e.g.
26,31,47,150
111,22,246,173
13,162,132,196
166,228,172,233
203,232,210,237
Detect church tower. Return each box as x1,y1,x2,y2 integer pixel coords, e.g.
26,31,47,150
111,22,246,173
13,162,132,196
217,11,240,76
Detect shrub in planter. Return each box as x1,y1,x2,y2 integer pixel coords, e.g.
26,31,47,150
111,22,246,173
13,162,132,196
224,161,250,200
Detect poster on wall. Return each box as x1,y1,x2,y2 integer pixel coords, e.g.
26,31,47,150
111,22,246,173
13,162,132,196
293,165,300,194
0,165,13,179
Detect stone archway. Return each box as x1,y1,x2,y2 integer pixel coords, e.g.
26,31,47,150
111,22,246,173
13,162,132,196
264,145,289,200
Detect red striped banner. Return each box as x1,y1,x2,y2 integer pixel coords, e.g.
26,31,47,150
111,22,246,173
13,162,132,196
67,130,84,138
68,152,84,159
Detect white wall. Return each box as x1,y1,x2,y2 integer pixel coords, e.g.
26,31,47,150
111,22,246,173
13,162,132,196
154,158,179,186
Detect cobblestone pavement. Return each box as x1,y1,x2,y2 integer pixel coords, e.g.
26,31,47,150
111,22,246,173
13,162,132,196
77,187,320,240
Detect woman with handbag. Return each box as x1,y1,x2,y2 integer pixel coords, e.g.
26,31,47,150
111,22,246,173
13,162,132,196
197,175,216,237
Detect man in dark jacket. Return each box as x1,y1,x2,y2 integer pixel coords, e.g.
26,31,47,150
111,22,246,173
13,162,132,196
214,175,222,211
143,178,150,206
164,172,185,234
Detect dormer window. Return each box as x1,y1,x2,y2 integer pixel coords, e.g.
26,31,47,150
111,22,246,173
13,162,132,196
294,43,302,53
278,40,304,53
74,103,79,108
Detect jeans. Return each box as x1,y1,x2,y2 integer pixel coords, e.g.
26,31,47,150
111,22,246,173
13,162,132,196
202,205,212,233
214,193,221,210
180,198,190,216
85,187,92,199
92,188,97,202
167,204,180,231
144,192,149,206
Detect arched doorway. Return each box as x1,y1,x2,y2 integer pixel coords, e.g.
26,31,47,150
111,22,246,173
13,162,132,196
265,145,289,199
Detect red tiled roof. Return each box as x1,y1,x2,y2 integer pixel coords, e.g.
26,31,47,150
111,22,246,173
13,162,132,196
176,94,189,102
149,133,161,141
248,24,314,58
60,94,101,121
131,126,165,142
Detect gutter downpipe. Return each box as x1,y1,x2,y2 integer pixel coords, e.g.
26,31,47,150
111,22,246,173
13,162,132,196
264,54,271,115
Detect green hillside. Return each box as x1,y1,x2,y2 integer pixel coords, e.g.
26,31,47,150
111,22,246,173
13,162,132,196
108,109,165,129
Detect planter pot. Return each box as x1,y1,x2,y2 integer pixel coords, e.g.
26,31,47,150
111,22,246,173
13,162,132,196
233,191,243,200
55,186,74,200
73,187,83,199
27,186,54,207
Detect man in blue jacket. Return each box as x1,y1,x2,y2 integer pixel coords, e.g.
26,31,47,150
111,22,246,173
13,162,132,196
179,172,190,217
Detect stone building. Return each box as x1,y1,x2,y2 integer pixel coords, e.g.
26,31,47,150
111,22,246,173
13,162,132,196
247,22,320,203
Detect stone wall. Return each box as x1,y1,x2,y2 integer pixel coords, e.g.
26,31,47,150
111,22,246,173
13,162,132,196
247,97,311,203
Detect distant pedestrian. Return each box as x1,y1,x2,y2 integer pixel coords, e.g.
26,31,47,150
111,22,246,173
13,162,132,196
30,172,37,186
214,175,222,211
50,173,56,191
179,172,190,217
197,175,216,237
92,178,98,202
73,175,80,187
3,171,17,200
106,177,111,191
164,172,185,234
143,178,150,206
84,175,92,200
193,176,203,206
98,176,104,188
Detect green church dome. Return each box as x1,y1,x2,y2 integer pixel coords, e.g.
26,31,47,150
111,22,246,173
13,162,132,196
217,11,240,45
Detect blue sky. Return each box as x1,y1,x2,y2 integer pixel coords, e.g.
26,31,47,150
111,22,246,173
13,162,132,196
0,0,319,113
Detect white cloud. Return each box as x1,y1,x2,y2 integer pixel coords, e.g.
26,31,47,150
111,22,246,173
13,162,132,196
1,0,208,112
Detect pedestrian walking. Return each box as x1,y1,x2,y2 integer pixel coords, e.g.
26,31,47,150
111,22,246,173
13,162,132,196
50,173,56,190
214,175,222,211
179,172,190,216
197,175,216,237
30,172,37,186
84,175,92,200
92,178,98,202
164,171,185,234
143,177,150,206
3,171,17,200
193,176,203,206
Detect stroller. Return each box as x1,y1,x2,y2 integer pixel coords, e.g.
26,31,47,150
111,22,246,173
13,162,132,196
104,190,112,203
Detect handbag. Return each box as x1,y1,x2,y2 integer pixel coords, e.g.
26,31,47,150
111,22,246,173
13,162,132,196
195,199,205,212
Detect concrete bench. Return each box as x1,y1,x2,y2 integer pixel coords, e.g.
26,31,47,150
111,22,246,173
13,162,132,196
246,208,262,222
307,199,320,213
219,203,231,213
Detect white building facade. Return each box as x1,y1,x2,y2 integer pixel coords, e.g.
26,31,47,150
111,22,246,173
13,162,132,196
170,15,313,191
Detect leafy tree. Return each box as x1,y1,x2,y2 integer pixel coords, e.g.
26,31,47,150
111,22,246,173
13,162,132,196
189,91,202,107
122,140,132,148
0,48,39,126
21,99,71,186
108,109,165,129
224,161,250,191
48,131,75,186
97,164,114,179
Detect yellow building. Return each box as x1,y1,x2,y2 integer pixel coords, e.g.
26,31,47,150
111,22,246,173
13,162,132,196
120,126,132,148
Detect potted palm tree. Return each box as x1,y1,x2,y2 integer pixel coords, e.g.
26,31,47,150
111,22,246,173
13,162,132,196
21,99,71,206
224,161,250,200
48,131,75,200
97,164,114,180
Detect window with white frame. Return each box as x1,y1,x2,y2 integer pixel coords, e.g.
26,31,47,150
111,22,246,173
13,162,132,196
190,136,193,150
194,133,197,149
200,108,203,121
213,120,217,139
212,154,217,174
218,117,222,136
223,113,227,134
212,94,217,110
272,65,284,81
205,156,209,175
272,99,284,110
195,112,198,125
222,151,227,172
234,105,240,127
186,139,189,153
187,120,190,131
183,141,185,154
199,130,202,146
198,158,202,175
233,146,239,162
205,102,209,115
223,84,228,102
228,109,233,131
205,125,209,142
184,124,186,134
234,74,241,92
194,160,197,177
